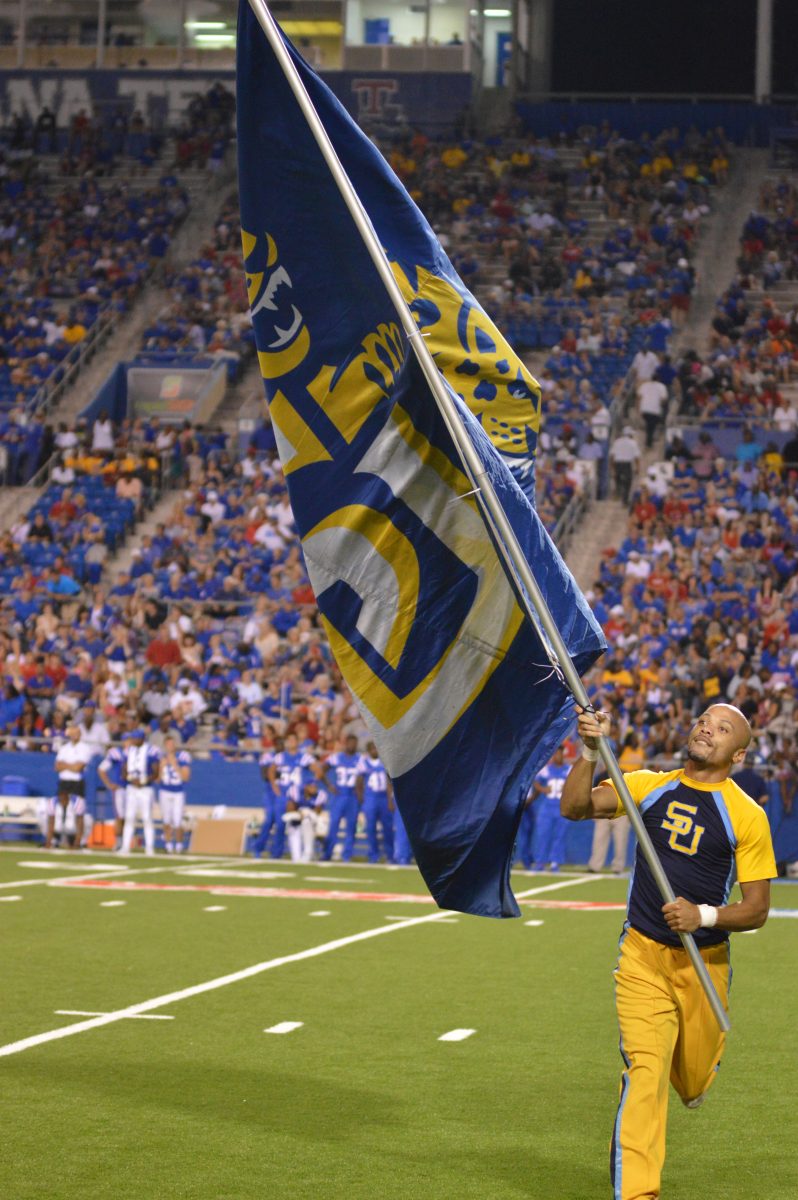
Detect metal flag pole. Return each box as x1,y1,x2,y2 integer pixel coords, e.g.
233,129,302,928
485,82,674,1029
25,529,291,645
243,0,730,1035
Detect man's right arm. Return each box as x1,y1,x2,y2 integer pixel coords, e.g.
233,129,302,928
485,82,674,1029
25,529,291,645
560,707,619,822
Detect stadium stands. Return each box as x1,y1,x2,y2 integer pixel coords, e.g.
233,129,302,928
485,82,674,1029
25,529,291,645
0,119,794,865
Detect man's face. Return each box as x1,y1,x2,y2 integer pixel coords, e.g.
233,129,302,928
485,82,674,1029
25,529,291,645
345,736,358,755
687,706,749,770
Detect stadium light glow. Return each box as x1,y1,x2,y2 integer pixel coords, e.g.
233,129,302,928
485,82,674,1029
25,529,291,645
484,8,511,15
194,33,236,42
186,21,227,30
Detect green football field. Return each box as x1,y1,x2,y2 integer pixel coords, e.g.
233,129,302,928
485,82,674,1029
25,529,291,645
1,847,796,1200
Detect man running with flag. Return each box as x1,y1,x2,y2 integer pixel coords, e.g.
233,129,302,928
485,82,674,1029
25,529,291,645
561,703,776,1200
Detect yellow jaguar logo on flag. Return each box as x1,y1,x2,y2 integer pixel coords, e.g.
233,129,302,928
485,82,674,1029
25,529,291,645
390,262,541,459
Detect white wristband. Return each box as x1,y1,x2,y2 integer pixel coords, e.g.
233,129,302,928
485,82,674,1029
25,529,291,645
697,904,718,929
581,746,599,762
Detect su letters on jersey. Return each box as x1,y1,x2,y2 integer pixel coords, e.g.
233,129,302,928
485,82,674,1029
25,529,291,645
236,3,605,917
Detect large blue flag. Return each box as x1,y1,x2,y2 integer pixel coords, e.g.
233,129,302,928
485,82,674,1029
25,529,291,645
236,2,606,917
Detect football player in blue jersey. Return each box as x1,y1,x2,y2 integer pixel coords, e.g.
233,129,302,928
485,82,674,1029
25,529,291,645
562,703,776,1200
252,741,279,859
393,805,413,865
322,734,362,862
514,783,536,870
359,741,393,864
530,745,571,871
98,734,129,850
267,733,315,859
157,735,192,853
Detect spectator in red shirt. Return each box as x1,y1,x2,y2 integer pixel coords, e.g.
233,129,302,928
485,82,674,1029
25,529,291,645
49,488,78,522
633,487,658,525
146,628,183,670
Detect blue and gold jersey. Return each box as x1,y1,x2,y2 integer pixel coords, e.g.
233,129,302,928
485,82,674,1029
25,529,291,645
607,769,776,947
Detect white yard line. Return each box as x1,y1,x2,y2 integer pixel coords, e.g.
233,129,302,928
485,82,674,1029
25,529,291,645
438,1029,476,1042
516,875,595,899
0,865,157,891
54,1010,174,1021
0,874,598,1060
303,875,375,884
0,856,254,892
16,861,129,872
264,1021,303,1035
174,868,296,880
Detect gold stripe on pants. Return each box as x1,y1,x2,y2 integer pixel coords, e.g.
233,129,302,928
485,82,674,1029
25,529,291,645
611,926,730,1200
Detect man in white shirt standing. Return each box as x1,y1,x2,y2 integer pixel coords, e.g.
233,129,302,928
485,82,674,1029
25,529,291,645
46,723,93,849
610,425,641,504
632,346,660,385
78,701,111,757
91,411,115,454
637,376,669,448
121,728,160,855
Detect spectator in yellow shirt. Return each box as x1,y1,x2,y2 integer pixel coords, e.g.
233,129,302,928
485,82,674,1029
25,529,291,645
441,145,467,170
64,319,87,345
711,154,729,183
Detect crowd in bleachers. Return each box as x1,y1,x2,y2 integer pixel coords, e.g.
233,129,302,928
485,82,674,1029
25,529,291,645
0,409,353,763
578,177,796,806
0,122,731,764
3,118,796,851
384,124,728,332
580,172,798,802
0,169,190,460
583,444,798,800
379,124,728,516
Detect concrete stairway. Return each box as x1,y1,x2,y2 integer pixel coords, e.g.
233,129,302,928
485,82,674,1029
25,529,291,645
674,148,771,356
0,486,46,531
49,164,238,426
214,357,265,435
108,489,180,583
563,496,628,592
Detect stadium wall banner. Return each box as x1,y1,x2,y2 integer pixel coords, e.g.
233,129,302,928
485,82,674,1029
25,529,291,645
0,70,471,135
515,98,797,148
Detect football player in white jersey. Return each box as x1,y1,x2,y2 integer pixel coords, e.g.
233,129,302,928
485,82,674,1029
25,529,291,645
121,728,160,855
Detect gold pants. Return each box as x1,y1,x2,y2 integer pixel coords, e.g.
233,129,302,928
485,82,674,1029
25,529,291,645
611,926,730,1199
